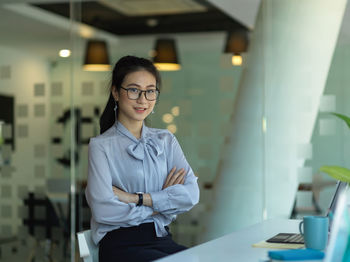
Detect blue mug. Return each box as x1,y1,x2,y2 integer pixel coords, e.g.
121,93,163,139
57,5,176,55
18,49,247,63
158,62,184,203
299,216,328,250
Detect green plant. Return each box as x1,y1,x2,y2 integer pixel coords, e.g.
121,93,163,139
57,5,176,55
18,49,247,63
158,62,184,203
319,113,350,183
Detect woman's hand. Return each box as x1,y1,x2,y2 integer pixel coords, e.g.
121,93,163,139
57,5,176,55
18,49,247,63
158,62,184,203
112,186,137,204
162,167,186,189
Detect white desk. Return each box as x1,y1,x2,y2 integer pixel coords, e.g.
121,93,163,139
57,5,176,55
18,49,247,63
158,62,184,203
156,219,303,262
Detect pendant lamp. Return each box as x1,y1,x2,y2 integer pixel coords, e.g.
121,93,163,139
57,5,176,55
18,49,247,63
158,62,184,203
153,38,181,71
224,30,249,66
83,40,111,71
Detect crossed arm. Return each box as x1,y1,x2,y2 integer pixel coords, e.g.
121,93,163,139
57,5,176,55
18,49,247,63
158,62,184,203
87,136,199,226
112,167,186,208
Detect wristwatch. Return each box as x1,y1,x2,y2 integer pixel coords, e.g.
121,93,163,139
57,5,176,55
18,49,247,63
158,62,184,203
136,192,143,206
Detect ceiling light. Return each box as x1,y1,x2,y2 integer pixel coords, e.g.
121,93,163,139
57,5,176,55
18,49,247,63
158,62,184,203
59,49,71,58
148,49,157,57
167,124,177,134
224,30,249,66
153,39,181,71
79,25,95,38
262,116,267,133
83,40,111,71
171,106,180,116
146,18,158,27
162,113,174,124
232,55,243,66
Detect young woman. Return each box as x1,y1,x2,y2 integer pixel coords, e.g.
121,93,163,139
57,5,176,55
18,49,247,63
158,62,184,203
85,55,200,262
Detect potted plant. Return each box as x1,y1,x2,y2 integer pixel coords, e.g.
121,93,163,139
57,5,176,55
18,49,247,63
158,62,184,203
320,113,350,183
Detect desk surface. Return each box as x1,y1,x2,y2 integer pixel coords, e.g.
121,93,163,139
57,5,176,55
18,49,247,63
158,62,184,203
156,219,302,262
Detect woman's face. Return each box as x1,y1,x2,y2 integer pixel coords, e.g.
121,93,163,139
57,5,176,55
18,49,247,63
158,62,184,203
112,70,157,124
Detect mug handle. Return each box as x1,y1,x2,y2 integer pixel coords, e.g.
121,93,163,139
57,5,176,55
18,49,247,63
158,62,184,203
299,221,304,235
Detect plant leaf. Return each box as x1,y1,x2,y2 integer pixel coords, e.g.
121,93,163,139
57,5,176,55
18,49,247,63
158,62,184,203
331,112,350,129
320,165,350,183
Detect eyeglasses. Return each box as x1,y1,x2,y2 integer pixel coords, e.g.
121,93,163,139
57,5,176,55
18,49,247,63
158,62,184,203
120,86,159,101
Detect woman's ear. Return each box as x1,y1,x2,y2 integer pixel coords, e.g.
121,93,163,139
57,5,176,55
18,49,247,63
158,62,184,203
111,86,119,101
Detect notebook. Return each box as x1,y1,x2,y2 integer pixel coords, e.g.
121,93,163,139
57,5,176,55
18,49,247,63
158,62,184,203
266,181,347,244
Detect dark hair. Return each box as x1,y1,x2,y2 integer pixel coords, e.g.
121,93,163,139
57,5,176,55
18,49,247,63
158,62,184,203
99,55,161,134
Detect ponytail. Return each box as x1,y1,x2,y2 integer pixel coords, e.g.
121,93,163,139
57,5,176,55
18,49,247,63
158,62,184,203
99,93,115,134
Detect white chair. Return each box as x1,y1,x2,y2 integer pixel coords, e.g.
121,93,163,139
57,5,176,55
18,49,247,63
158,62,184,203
77,230,99,262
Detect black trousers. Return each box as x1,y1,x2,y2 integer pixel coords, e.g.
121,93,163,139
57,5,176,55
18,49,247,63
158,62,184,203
99,223,187,262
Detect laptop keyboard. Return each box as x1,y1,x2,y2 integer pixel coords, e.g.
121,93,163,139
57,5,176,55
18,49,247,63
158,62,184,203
283,234,304,244
266,233,305,244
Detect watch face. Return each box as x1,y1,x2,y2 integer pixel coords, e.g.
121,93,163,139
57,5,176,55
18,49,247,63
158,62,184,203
137,193,143,206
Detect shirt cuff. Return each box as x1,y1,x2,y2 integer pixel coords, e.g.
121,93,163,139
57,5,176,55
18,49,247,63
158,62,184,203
153,216,169,237
150,190,171,212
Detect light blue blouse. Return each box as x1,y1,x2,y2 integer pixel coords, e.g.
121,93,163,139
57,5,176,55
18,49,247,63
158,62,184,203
85,121,200,245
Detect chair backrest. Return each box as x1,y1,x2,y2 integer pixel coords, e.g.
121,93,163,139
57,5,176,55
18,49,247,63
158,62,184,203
77,230,99,262
69,192,91,232
23,192,61,239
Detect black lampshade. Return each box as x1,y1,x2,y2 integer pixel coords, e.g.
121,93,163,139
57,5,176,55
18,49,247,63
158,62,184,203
83,40,111,71
224,30,249,54
153,38,181,71
224,30,249,66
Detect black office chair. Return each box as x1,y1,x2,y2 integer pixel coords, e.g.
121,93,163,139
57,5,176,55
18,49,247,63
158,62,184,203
23,192,64,262
66,191,91,233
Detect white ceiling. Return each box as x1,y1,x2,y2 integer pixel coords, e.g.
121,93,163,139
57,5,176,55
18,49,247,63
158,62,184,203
0,2,119,59
207,0,261,30
2,6,70,46
0,5,69,59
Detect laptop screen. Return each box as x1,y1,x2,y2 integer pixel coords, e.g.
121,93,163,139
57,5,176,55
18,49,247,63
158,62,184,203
323,187,349,262
326,181,348,230
326,181,348,216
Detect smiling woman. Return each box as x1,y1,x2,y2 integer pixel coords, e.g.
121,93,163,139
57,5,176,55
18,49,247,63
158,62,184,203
112,70,158,133
85,55,200,262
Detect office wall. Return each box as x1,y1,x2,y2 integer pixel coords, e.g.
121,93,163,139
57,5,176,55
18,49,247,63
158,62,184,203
206,0,347,240
0,45,51,236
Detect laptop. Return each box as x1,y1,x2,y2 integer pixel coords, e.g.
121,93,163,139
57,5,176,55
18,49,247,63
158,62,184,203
325,181,348,229
323,187,349,262
266,181,348,244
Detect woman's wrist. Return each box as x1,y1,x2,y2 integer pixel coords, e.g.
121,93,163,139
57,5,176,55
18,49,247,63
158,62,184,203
142,193,153,207
131,193,139,204
132,193,153,207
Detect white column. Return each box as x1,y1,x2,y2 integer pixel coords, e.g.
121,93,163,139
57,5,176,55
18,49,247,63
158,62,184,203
206,0,347,240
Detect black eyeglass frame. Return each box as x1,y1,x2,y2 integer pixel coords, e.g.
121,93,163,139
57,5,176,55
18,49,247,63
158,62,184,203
120,86,160,101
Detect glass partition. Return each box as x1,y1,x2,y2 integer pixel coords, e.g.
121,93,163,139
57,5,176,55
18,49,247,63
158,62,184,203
0,1,83,261
1,2,231,260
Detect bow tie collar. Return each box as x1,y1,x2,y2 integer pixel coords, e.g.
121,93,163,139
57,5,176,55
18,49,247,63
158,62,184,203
115,121,163,160
127,137,162,160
